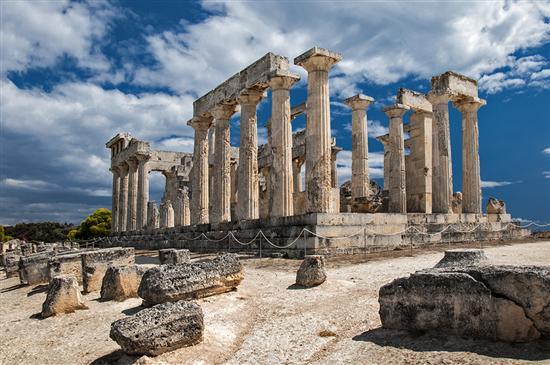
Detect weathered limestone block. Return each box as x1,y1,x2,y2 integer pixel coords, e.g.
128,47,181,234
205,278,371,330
3,253,20,278
138,254,244,306
81,247,135,293
434,249,488,268
431,71,478,99
452,192,463,213
110,300,204,356
379,265,549,342
48,252,84,283
487,197,506,214
41,275,87,318
19,252,53,285
397,88,433,113
159,249,191,265
100,264,153,301
296,255,327,287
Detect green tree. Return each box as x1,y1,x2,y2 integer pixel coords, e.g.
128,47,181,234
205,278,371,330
71,208,112,240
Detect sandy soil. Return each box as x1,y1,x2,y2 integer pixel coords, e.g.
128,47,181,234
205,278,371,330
1,241,549,365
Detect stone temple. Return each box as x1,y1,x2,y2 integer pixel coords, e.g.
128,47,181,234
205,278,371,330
106,47,527,257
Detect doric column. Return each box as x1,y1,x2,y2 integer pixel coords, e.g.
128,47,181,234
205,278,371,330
376,135,390,190
344,94,374,200
267,70,300,217
211,104,237,223
454,97,486,214
292,158,304,193
428,93,453,213
384,104,410,213
182,187,190,226
136,154,150,229
295,47,342,213
117,162,129,232
126,158,138,231
160,199,174,228
188,116,211,225
236,88,264,220
110,166,120,233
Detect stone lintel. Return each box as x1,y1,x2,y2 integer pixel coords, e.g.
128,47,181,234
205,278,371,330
376,134,390,145
431,71,478,100
344,94,375,110
397,88,432,113
193,52,289,117
294,46,343,67
291,102,307,120
106,132,131,148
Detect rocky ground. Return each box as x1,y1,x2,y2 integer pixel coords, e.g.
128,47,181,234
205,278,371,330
1,240,549,365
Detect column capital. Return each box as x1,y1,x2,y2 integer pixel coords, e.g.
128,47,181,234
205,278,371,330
211,104,237,120
453,96,486,113
126,157,138,169
294,47,342,72
110,165,120,174
237,88,265,106
376,134,390,146
187,115,212,131
267,70,300,90
383,104,410,118
117,161,129,172
344,94,374,110
427,91,451,105
136,153,151,162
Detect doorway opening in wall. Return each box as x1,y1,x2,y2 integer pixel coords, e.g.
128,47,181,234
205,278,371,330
148,171,166,213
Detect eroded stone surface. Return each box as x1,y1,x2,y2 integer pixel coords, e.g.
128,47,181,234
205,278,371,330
100,264,153,301
110,300,203,356
434,249,488,268
82,247,135,293
296,255,327,287
158,249,191,265
41,275,87,318
379,265,549,342
138,254,244,306
487,197,506,214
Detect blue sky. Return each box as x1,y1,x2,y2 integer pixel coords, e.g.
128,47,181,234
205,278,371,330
0,0,549,225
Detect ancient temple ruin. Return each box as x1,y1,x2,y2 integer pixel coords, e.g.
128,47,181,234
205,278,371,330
106,47,527,256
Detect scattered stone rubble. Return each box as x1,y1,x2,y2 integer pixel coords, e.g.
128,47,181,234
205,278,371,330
82,247,135,293
100,264,153,301
41,274,87,318
110,300,204,356
487,197,506,214
158,248,191,265
296,255,327,287
379,263,549,343
138,254,244,306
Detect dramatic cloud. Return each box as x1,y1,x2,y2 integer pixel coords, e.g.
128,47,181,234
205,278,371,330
336,150,384,185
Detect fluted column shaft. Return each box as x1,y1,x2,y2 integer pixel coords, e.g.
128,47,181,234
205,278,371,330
429,94,453,213
126,159,138,231
455,98,485,214
345,95,374,199
136,156,150,229
295,52,341,213
117,163,129,232
384,105,409,213
189,117,211,225
268,72,299,217
211,105,237,223
111,167,120,233
236,89,264,220
293,159,303,193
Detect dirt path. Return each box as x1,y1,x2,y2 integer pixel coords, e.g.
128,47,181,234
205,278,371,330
1,241,549,365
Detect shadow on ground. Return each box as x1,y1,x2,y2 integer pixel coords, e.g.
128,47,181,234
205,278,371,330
353,327,550,361
90,350,139,365
27,284,48,297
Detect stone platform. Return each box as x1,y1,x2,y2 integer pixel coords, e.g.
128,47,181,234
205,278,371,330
104,213,528,258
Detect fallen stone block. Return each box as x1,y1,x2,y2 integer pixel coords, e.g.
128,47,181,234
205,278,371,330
434,249,487,268
48,252,85,283
41,275,87,318
110,300,203,356
138,254,244,306
3,253,20,278
296,255,327,287
158,248,191,265
101,264,154,301
19,252,54,285
487,197,506,214
81,247,135,293
379,265,548,343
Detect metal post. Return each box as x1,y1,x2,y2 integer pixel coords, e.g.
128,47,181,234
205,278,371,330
259,232,262,258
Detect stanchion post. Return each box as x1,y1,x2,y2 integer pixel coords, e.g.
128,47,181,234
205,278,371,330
259,232,262,258
304,230,307,258
363,227,367,261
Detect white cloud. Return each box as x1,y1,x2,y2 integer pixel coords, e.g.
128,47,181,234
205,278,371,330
481,180,522,188
543,148,550,155
344,120,388,139
1,0,117,74
154,137,195,153
336,150,384,186
543,171,550,179
131,1,550,96
1,178,59,191
478,72,525,94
